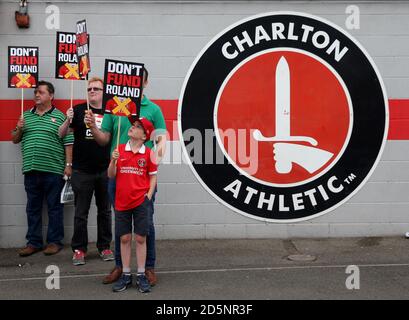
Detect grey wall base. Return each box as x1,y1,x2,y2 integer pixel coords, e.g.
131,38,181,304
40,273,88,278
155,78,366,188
1,141,408,248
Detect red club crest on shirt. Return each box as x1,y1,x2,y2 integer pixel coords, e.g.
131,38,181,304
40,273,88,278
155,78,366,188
138,158,146,168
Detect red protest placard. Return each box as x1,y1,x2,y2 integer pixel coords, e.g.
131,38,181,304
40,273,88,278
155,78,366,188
76,20,91,78
103,59,144,121
8,46,39,88
55,31,86,80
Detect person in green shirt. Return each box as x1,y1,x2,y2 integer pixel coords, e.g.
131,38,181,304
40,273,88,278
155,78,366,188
12,81,74,257
84,68,166,286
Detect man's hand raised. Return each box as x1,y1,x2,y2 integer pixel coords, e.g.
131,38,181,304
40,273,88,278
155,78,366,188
84,109,96,128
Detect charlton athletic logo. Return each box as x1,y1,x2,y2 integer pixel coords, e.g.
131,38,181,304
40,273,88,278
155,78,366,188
138,158,146,168
178,12,388,222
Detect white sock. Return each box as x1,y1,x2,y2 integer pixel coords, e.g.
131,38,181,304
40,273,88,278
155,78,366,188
123,267,131,274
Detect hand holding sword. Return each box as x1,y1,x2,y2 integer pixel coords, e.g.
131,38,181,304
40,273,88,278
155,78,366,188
253,56,332,174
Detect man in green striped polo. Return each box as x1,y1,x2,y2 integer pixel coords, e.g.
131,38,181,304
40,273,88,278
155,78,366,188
12,81,74,257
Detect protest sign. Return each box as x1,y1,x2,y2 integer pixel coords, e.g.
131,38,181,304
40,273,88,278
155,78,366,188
8,46,39,88
55,31,86,80
103,59,144,146
103,59,144,119
75,19,91,78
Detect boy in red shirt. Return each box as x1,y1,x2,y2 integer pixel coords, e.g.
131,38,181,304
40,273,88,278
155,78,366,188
108,117,157,293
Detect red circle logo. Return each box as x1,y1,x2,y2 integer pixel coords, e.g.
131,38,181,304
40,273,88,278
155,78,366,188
216,50,351,185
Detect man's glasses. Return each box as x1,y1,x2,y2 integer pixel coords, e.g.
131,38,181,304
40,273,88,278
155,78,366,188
87,87,103,92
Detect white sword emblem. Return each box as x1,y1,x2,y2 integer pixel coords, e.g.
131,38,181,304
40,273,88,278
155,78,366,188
253,56,317,145
253,56,333,174
276,55,290,139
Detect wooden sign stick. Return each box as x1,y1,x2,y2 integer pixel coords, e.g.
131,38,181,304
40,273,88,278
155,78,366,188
117,116,121,148
21,88,24,117
85,79,89,110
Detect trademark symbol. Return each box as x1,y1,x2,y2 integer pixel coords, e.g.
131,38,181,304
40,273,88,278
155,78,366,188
344,173,356,184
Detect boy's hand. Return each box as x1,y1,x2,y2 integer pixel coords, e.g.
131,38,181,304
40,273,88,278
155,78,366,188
112,149,119,160
84,109,95,128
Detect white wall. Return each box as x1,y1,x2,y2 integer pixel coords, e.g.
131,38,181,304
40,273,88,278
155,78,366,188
1,0,409,247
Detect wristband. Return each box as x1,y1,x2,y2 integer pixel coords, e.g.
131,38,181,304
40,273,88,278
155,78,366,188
66,163,72,167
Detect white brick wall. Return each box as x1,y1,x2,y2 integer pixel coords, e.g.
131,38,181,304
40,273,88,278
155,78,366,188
1,1,409,247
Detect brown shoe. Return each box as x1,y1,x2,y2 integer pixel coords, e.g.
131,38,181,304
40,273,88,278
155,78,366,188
18,245,42,257
145,268,157,286
43,243,62,256
102,266,122,284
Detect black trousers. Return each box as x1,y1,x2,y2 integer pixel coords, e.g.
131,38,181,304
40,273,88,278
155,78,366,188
71,169,112,253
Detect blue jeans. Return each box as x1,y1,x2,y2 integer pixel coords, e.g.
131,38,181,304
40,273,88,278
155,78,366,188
108,178,156,269
24,171,65,248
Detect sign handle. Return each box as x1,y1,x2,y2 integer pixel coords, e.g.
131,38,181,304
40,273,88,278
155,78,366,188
70,80,74,123
21,88,24,118
85,79,89,111
117,116,121,148
70,80,74,109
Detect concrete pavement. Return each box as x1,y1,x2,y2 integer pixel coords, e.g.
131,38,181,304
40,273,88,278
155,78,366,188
1,237,409,300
